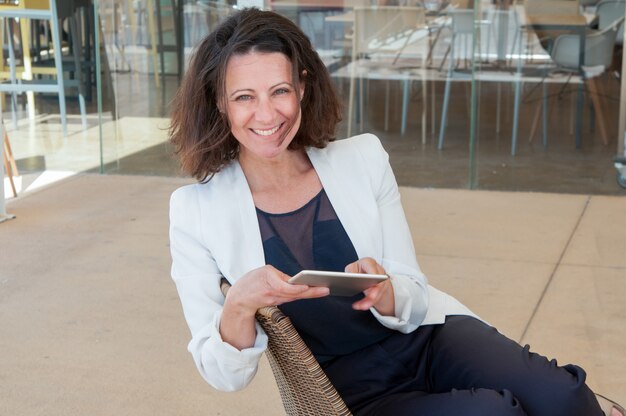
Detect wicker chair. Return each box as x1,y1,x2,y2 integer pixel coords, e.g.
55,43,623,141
220,279,352,416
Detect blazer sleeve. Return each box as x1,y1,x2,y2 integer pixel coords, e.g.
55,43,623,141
169,185,268,391
354,135,429,333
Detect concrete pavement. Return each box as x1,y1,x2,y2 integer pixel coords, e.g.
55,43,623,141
1,174,624,415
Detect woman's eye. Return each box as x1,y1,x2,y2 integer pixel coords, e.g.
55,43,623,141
235,95,252,102
274,88,290,96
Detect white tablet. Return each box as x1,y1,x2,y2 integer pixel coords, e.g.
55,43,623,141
288,270,388,297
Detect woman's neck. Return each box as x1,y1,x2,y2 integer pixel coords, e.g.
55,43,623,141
238,148,312,194
239,148,323,213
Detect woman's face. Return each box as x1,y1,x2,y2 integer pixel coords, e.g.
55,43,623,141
224,51,304,162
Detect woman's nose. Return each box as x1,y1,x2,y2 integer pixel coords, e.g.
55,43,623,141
254,97,275,122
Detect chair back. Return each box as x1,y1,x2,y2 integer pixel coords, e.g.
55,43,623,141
585,17,624,66
220,279,353,416
352,6,426,58
596,0,626,43
551,16,624,68
450,9,475,33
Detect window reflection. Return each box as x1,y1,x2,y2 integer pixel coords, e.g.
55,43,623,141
1,0,624,193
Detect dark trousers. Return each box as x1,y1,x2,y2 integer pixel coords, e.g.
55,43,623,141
321,316,602,416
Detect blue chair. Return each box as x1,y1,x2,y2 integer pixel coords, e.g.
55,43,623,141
0,0,87,136
531,16,625,146
346,6,428,141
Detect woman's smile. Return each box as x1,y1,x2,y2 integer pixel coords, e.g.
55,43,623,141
251,123,283,137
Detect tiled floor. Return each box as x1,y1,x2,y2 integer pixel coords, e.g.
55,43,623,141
0,175,624,415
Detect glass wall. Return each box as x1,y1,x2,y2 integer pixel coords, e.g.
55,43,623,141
2,0,626,195
471,0,626,193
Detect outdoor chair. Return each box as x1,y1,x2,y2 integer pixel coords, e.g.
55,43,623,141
346,6,428,141
528,16,624,146
580,0,603,11
219,278,626,415
596,0,626,44
219,279,353,416
437,8,497,150
0,0,87,134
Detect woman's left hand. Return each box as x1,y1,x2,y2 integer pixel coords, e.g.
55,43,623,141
345,257,395,316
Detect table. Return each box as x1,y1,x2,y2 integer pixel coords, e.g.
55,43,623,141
325,10,353,22
271,0,361,7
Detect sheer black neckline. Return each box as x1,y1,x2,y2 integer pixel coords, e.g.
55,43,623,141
255,188,324,217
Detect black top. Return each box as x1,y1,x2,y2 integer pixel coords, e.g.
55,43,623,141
256,189,394,363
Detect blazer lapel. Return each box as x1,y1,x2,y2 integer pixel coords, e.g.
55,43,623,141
216,161,266,283
307,146,376,261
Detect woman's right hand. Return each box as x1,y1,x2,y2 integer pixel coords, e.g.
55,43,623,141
227,265,330,314
220,265,329,350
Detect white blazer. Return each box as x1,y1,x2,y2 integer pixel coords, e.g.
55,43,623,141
169,133,476,392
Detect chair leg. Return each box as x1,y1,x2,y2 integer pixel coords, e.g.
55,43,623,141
511,79,522,156
438,34,456,150
496,83,501,134
384,80,390,132
438,75,452,149
586,77,609,145
528,86,554,147
464,81,469,119
438,43,451,72
359,77,364,133
570,89,575,135
347,74,355,137
19,18,36,121
3,130,18,177
69,16,88,130
401,78,409,136
542,81,548,147
5,20,19,129
3,129,17,197
50,1,68,137
421,74,427,144
528,97,542,143
127,0,140,75
146,0,160,88
431,78,436,136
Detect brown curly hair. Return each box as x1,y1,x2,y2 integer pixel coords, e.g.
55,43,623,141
169,8,342,182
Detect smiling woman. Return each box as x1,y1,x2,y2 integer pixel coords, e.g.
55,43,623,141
168,9,341,182
167,8,621,416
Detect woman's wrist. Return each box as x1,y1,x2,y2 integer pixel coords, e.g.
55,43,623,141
223,286,259,318
220,292,258,350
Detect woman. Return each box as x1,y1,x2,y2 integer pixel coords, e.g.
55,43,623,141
168,8,623,416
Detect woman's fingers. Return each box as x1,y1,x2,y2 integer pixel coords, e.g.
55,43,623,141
344,262,360,274
256,266,330,306
352,278,395,316
275,281,330,301
345,257,386,276
345,257,392,312
352,282,383,310
274,286,330,305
